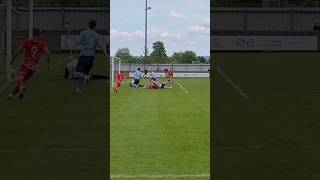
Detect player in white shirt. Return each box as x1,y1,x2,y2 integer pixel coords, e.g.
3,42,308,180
150,70,156,82
64,57,78,79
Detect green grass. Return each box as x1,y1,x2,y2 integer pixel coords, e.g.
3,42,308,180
111,78,210,180
213,52,320,180
0,53,109,180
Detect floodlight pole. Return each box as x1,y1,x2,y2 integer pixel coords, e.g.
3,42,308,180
6,0,12,82
144,0,150,70
144,0,147,70
29,0,33,39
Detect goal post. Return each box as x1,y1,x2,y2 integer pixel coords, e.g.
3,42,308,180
110,56,121,88
6,0,12,82
0,0,33,83
0,0,12,82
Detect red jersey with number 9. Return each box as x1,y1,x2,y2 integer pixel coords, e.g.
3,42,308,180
21,38,47,66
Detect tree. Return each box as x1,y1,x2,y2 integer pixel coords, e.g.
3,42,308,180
172,52,184,63
181,51,198,64
172,51,198,64
130,56,144,63
150,41,168,63
115,48,132,63
198,56,206,63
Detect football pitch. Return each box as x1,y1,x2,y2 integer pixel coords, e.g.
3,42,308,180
6,51,320,179
0,53,109,179
110,78,210,179
213,52,320,180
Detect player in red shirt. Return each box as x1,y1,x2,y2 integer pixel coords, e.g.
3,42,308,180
113,72,126,93
8,28,51,100
167,69,174,81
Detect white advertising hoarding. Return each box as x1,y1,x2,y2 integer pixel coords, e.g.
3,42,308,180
211,36,318,51
128,72,209,78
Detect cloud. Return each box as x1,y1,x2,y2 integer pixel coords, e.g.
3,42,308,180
111,27,209,56
147,28,185,40
188,25,210,34
110,29,143,40
111,28,185,43
169,11,187,18
203,18,210,25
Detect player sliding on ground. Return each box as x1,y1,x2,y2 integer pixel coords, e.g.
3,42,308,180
143,79,173,89
8,28,52,100
113,72,126,93
64,57,109,80
74,20,108,94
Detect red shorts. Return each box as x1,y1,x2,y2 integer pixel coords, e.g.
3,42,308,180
18,64,35,81
115,81,121,88
146,84,158,89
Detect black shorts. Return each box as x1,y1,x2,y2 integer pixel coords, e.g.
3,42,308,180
76,56,94,75
134,79,140,85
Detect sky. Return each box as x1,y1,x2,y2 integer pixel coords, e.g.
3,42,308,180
110,0,210,57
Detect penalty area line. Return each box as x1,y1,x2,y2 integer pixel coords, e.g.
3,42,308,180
216,67,250,100
177,82,188,94
111,174,210,179
51,56,72,68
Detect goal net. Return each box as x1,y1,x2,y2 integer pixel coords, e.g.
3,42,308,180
0,3,7,82
0,0,32,82
110,56,121,88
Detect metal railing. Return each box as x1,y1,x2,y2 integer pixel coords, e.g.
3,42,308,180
115,63,210,72
211,7,320,32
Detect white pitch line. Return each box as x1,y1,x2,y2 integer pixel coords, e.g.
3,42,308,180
216,67,250,100
111,174,210,179
51,57,71,68
177,82,188,94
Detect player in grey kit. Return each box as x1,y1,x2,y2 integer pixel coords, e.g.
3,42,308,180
74,20,108,93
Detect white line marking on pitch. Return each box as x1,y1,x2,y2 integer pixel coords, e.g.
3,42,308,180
177,82,188,94
216,67,250,100
111,174,210,179
51,57,71,68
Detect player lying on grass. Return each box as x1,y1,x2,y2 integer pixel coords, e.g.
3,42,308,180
64,57,109,80
113,72,126,93
64,57,78,79
143,79,173,89
8,28,51,100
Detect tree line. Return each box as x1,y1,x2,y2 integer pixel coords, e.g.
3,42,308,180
115,41,209,64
